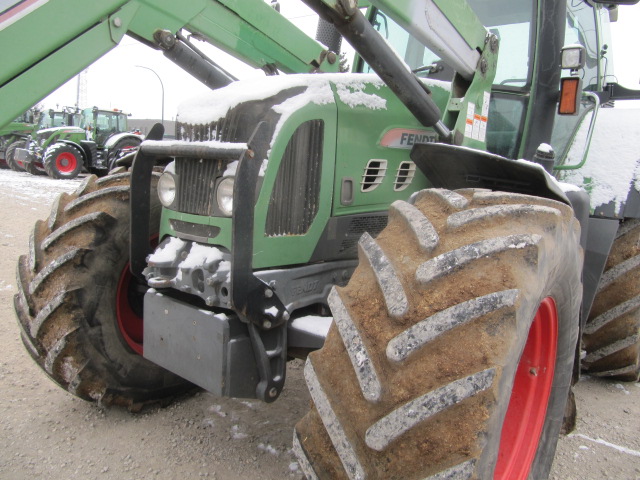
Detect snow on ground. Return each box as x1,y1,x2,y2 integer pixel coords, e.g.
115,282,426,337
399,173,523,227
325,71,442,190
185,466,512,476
0,169,82,207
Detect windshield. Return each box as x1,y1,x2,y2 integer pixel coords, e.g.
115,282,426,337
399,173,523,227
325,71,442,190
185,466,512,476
81,110,128,133
365,0,534,87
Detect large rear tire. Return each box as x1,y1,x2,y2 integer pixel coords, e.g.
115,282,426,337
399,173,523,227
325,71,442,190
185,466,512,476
14,171,192,408
582,219,640,381
43,143,83,179
6,140,25,171
294,189,582,480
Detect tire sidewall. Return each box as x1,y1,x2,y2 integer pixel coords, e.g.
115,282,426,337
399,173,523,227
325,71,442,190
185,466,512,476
78,188,166,389
45,144,83,179
489,236,581,480
529,273,580,480
6,140,26,171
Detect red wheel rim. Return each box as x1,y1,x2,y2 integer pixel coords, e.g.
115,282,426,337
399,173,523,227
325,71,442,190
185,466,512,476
56,152,77,173
116,237,158,355
495,297,558,480
116,263,144,355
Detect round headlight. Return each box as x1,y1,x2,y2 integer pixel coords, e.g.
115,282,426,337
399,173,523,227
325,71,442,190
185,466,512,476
157,172,176,207
216,177,234,216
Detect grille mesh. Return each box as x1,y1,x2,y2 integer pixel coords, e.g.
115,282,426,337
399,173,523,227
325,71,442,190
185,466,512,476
175,158,224,216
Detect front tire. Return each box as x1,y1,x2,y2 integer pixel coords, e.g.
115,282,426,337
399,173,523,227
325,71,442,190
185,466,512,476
24,159,45,176
294,189,582,480
6,140,25,171
582,219,640,381
43,143,83,179
14,171,192,408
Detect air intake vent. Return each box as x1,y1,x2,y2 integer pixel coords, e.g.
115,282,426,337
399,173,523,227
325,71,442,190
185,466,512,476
361,159,387,192
394,161,416,191
266,120,324,236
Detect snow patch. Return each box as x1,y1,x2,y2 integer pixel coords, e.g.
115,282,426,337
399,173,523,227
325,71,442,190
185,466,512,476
289,315,333,337
257,443,279,456
569,433,640,458
560,108,640,213
147,237,186,264
143,139,247,151
0,170,81,205
231,425,248,440
223,160,238,177
335,81,386,110
537,142,554,154
614,383,630,395
209,404,227,418
178,243,224,270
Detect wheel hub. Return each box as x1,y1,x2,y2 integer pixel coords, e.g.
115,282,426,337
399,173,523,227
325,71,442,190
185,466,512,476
56,152,77,173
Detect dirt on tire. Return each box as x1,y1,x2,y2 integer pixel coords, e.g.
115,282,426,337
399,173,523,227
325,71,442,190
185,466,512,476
0,171,638,479
295,189,583,479
14,170,191,409
583,219,640,381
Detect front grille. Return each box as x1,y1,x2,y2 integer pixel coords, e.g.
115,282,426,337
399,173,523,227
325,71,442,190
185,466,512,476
178,111,243,143
175,158,226,216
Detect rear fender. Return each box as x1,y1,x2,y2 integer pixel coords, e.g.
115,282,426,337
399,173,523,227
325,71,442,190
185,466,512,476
105,132,144,149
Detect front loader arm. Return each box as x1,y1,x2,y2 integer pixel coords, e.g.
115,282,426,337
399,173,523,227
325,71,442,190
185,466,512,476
304,0,498,148
0,0,339,130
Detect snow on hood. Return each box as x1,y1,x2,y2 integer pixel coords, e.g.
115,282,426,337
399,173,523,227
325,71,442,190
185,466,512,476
560,108,640,213
176,73,391,125
176,73,451,126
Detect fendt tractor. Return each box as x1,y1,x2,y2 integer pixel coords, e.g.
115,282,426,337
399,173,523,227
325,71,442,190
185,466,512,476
8,107,82,174
0,107,37,168
1,0,639,478
15,106,142,179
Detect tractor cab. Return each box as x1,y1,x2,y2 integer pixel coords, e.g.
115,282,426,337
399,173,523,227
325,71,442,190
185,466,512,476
81,107,131,145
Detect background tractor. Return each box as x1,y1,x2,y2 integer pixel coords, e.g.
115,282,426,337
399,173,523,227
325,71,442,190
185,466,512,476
2,0,640,479
10,107,82,174
16,106,142,179
0,108,38,169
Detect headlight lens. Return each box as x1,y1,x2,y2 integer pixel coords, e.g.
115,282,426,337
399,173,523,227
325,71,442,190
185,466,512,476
157,172,176,207
216,177,234,216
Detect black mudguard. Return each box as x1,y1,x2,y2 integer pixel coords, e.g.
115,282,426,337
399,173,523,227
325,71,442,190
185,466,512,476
410,142,570,205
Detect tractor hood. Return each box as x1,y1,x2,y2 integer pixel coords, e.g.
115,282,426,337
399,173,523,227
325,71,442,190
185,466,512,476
36,125,83,138
176,73,451,146
35,126,84,145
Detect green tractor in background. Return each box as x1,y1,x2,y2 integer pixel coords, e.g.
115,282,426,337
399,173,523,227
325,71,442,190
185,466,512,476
9,107,81,173
0,108,38,169
16,106,142,179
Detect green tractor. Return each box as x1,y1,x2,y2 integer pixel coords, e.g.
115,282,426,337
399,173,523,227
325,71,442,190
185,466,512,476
9,107,81,173
6,0,640,478
0,108,38,169
16,106,142,179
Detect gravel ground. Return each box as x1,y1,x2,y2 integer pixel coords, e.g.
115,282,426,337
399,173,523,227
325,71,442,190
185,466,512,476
0,169,638,479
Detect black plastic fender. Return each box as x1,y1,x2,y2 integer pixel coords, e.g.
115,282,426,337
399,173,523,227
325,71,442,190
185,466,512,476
410,143,570,205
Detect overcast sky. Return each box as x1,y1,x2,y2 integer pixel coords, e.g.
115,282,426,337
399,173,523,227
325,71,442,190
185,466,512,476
42,1,640,120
